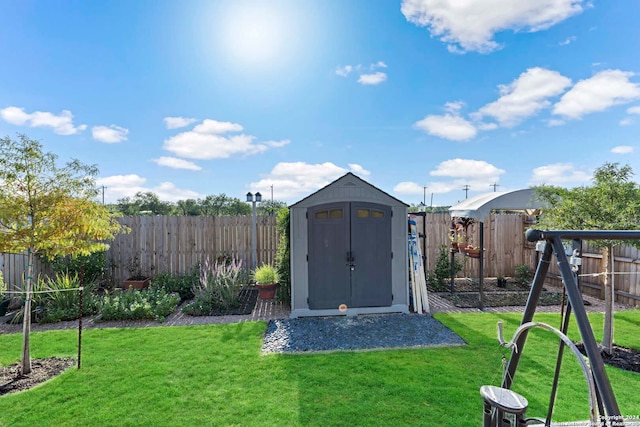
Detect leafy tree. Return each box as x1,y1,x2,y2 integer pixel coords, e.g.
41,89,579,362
0,134,126,374
116,191,174,216
176,198,201,216
257,199,287,216
535,162,640,353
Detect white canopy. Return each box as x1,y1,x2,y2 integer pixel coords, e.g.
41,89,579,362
449,188,545,221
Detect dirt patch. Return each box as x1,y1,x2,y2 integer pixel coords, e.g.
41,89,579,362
0,357,75,395
576,343,640,374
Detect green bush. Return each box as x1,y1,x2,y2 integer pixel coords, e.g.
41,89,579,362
99,288,180,322
150,267,198,302
183,258,247,315
44,251,107,285
274,207,291,305
428,245,463,291
515,264,533,285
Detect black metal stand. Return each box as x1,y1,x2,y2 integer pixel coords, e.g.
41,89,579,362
501,229,639,426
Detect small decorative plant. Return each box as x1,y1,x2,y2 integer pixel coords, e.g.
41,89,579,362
253,264,279,285
252,263,279,300
125,255,152,280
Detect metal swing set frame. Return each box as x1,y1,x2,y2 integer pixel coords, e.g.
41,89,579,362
481,229,640,427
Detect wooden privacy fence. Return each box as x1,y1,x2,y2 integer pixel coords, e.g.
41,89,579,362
1,212,639,306
412,213,640,307
0,215,278,289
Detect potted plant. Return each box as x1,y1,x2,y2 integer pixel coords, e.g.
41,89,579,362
123,255,152,290
252,263,279,300
497,275,507,288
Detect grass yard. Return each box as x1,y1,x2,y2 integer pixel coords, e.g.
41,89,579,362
0,310,638,426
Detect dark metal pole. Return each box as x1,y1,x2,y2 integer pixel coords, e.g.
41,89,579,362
450,249,455,293
479,221,484,310
78,286,83,370
502,239,553,389
550,235,622,421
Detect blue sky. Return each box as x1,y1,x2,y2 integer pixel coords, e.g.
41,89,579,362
1,0,639,207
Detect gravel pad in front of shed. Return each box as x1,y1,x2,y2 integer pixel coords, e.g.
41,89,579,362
262,313,466,354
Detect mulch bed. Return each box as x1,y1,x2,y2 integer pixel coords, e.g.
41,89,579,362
190,287,258,316
576,343,640,374
435,277,563,308
0,357,75,396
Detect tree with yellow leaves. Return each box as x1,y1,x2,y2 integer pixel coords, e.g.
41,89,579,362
0,134,126,374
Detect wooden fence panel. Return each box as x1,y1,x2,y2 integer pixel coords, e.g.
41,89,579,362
2,212,639,307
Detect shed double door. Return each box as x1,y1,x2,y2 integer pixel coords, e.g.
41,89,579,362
308,202,392,310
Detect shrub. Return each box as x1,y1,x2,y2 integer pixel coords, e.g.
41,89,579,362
274,207,291,305
44,251,107,285
150,266,198,302
99,288,180,322
515,264,533,285
183,258,247,315
428,245,463,291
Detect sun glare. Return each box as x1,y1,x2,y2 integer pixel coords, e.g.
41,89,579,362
220,3,287,66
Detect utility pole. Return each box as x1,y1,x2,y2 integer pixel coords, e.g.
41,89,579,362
423,186,427,205
101,186,106,204
463,185,471,199
490,182,500,192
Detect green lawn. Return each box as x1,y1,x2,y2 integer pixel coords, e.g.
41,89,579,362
0,310,638,426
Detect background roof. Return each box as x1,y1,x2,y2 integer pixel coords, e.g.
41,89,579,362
449,188,545,220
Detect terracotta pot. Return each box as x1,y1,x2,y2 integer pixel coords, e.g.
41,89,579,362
450,242,459,252
464,248,482,258
257,283,277,300
123,277,151,290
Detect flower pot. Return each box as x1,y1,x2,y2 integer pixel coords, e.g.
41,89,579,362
450,242,459,252
257,283,277,300
497,278,507,288
0,298,11,316
123,277,151,290
464,248,482,258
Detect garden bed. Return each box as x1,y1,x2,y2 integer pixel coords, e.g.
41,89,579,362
439,290,563,308
184,287,258,316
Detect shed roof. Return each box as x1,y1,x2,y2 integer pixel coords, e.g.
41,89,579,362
290,172,408,208
449,188,545,221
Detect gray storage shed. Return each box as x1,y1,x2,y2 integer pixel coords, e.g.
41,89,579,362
289,173,409,318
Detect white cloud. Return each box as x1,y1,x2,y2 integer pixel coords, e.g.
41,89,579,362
478,67,572,126
95,174,202,203
92,125,129,143
529,163,591,185
401,0,585,53
628,106,640,115
152,156,202,170
414,113,477,141
348,163,371,177
248,162,368,202
336,65,353,77
164,119,288,160
553,70,640,119
164,116,197,129
430,159,505,179
0,106,87,135
620,118,634,126
547,119,566,126
611,146,634,154
358,72,387,85
559,36,577,46
193,119,243,134
393,181,424,195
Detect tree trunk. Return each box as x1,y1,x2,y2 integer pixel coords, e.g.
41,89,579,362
21,248,33,374
602,245,614,354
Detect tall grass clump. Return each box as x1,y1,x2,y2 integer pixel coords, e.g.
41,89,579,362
183,257,247,315
274,207,291,305
11,273,99,324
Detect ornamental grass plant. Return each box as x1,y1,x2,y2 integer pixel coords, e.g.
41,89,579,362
183,257,247,315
